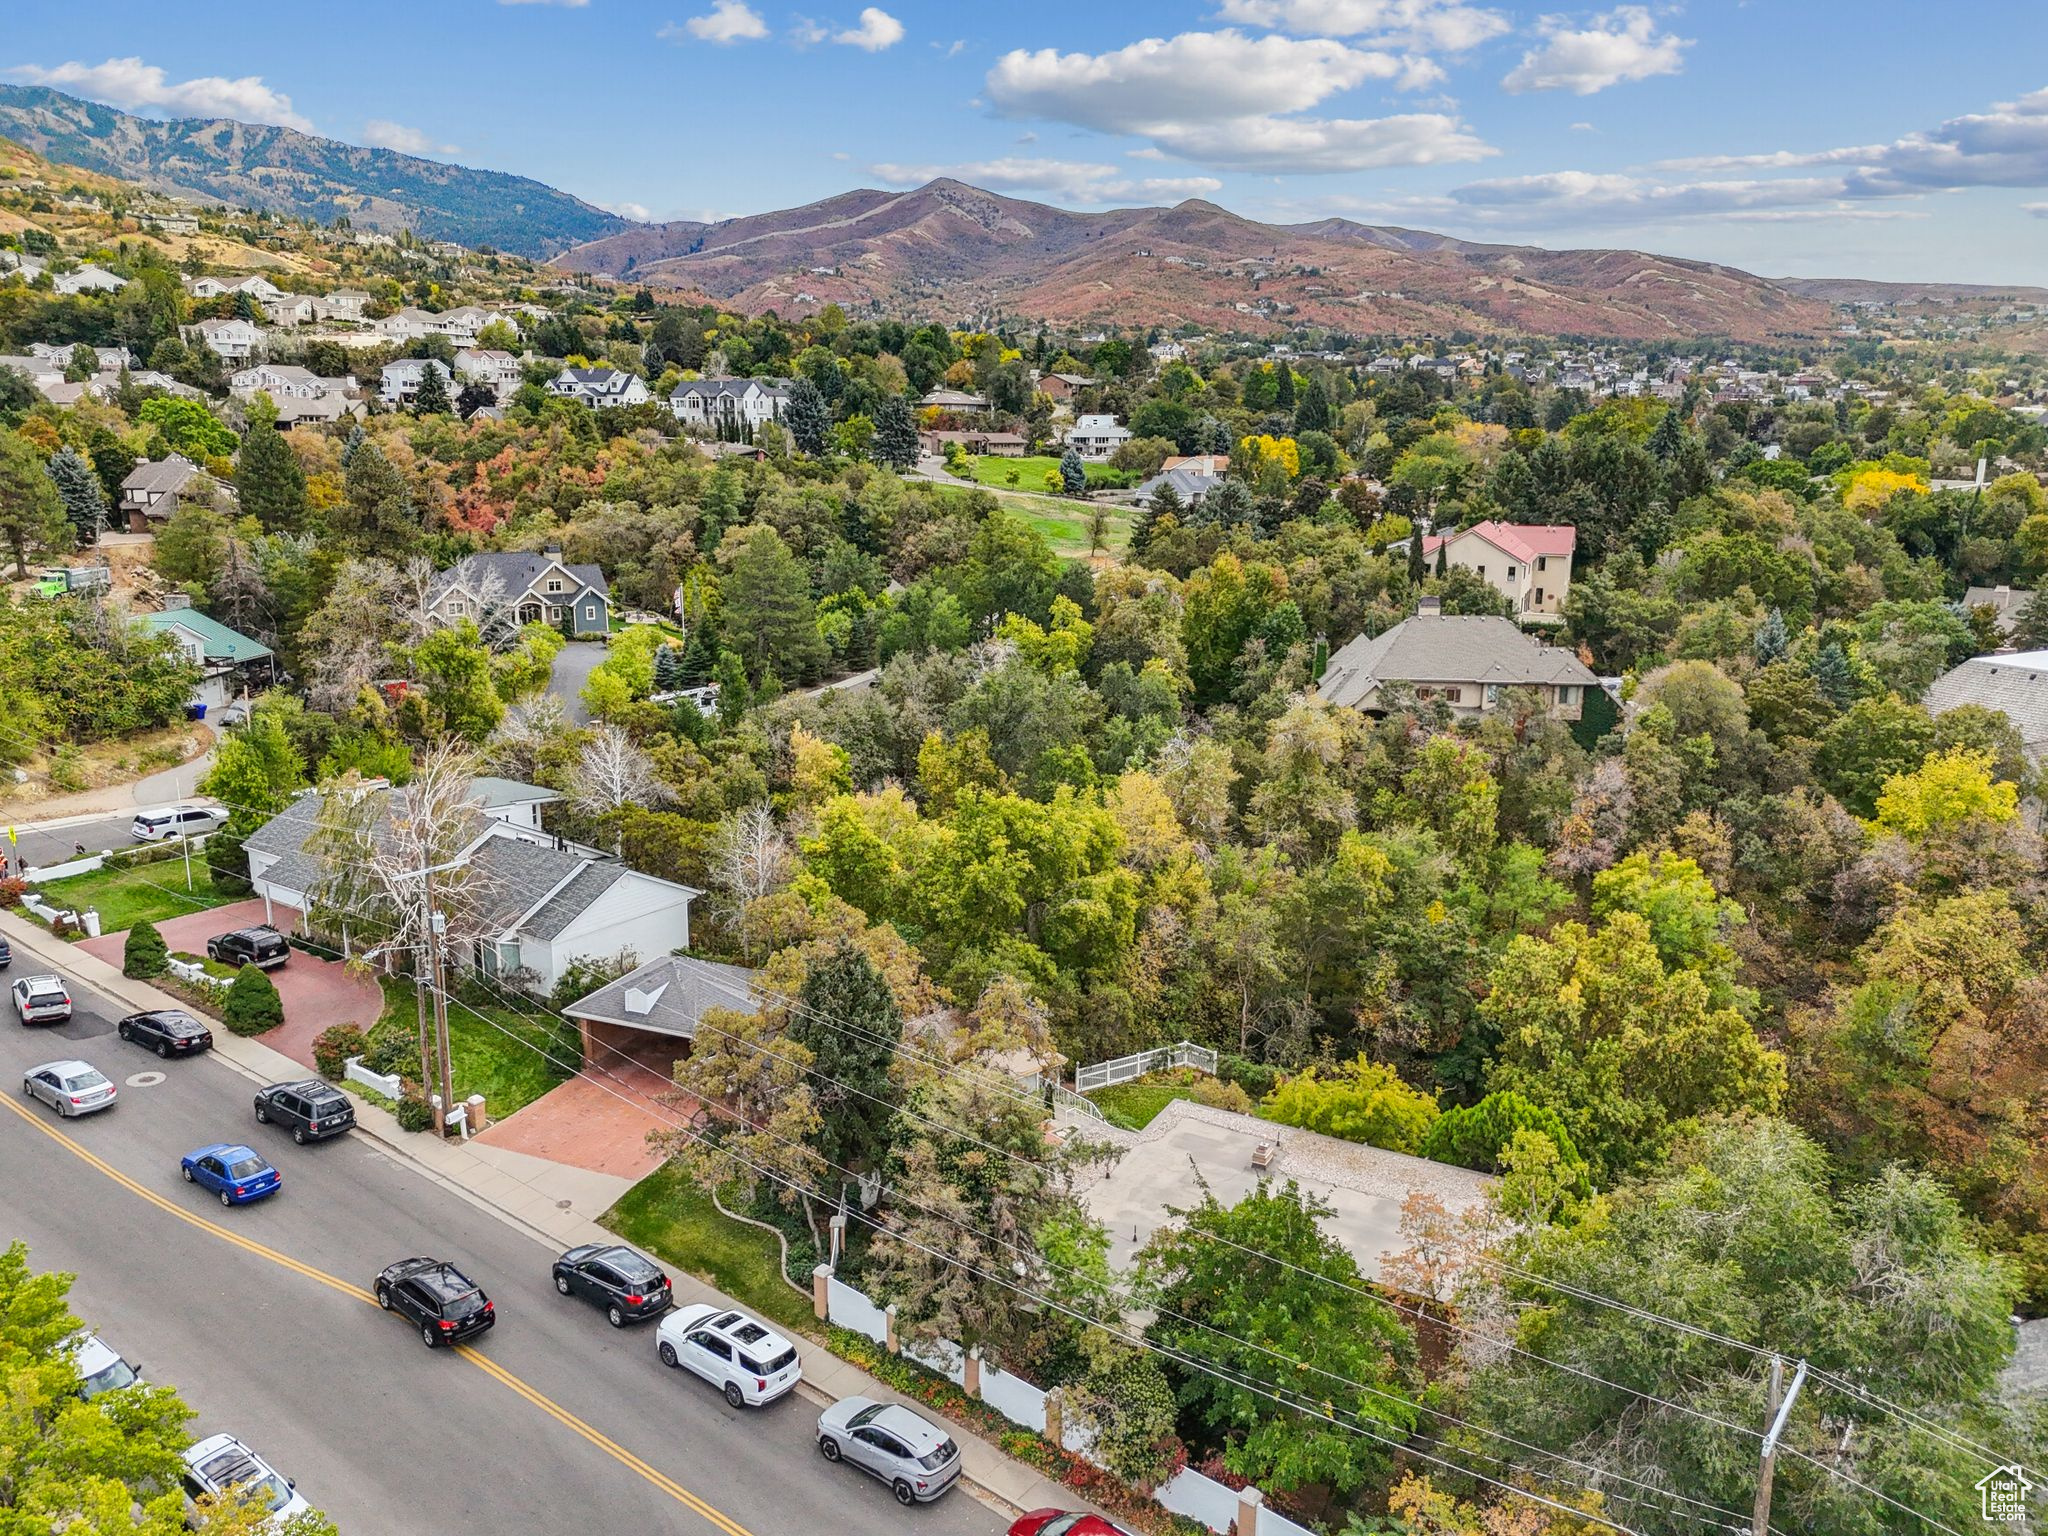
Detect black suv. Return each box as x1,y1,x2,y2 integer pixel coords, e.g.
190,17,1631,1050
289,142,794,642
552,1243,672,1327
376,1258,495,1349
254,1080,355,1144
117,1009,213,1059
207,926,289,970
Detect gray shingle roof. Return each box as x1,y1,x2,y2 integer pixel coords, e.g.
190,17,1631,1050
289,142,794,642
564,954,764,1040
1318,614,1598,708
1925,650,2048,758
669,377,790,401
426,551,610,609
120,457,197,496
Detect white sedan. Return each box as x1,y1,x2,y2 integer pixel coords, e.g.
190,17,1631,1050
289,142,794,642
655,1303,803,1407
23,1059,117,1117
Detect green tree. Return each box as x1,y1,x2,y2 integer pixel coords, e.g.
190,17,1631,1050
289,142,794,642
412,359,452,416
138,396,236,460
784,376,830,456
0,427,70,575
1138,1182,1419,1498
872,394,919,469
235,399,307,532
223,964,286,1035
201,702,307,823
205,822,254,898
411,620,506,740
1419,1090,1588,1184
123,918,169,979
717,524,827,686
334,441,418,557
1816,692,1935,817
47,445,108,546
1261,1056,1440,1152
1059,446,1087,495
789,943,905,1179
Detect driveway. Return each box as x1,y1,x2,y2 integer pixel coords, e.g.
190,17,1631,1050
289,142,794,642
544,636,611,726
476,1049,680,1181
77,898,384,1069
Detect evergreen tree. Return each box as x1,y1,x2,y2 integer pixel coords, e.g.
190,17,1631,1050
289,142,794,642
123,918,168,979
1649,403,1685,461
1434,538,1449,577
87,427,135,510
653,642,685,692
1274,362,1296,414
1130,481,1181,555
1809,640,1856,707
235,398,307,532
789,943,905,1176
0,428,69,576
411,361,452,416
1201,477,1253,530
1059,447,1087,495
223,964,285,1036
1753,607,1790,667
785,377,830,456
1406,527,1427,587
46,446,108,545
678,617,721,685
873,394,919,469
336,441,417,557
340,422,366,468
1294,375,1332,434
2013,588,2048,649
720,524,827,684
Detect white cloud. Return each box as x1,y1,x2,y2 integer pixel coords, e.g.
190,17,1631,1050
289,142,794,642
601,200,653,221
2027,202,2048,218
835,7,904,50
7,56,312,130
932,38,968,58
1215,0,1510,51
1569,120,1595,132
870,156,1225,206
361,119,459,157
985,29,1486,173
1501,7,1689,95
664,1,768,43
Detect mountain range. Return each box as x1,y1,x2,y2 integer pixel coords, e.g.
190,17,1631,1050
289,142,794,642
0,84,627,258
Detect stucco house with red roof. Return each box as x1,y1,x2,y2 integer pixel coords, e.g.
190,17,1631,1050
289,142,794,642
1422,520,1577,622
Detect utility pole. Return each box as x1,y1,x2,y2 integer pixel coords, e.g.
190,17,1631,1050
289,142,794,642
422,862,455,1137
1753,1356,1807,1536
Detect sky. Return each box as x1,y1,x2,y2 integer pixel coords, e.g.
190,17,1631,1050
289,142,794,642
9,1,2048,284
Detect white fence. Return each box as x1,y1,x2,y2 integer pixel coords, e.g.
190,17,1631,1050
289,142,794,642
827,1275,889,1346
1263,1506,1320,1536
344,1056,403,1100
1075,1041,1219,1093
979,1361,1047,1435
23,853,104,882
905,1336,966,1386
165,956,227,993
1158,1467,1246,1533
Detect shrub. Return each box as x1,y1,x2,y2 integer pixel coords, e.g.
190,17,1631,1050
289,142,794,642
1420,1089,1588,1176
313,1023,369,1081
362,1015,422,1080
1186,1076,1255,1115
204,823,252,898
395,1089,435,1133
122,919,170,979
1260,1055,1440,1153
0,877,25,906
221,964,285,1036
1217,1053,1279,1099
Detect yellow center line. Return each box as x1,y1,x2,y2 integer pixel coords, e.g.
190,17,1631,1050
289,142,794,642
1,1090,756,1536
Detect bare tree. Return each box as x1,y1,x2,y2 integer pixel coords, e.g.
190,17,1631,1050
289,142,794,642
708,802,792,961
304,557,405,713
488,696,572,784
412,556,517,650
569,723,669,851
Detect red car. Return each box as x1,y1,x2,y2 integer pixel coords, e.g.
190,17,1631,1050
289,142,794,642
1008,1514,1139,1536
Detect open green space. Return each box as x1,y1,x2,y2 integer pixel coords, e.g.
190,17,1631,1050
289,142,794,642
1086,1079,1206,1131
602,1166,816,1336
959,454,1124,491
36,858,228,936
374,975,572,1121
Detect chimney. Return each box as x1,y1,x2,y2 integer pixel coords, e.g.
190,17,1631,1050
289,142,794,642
544,543,562,559
1416,595,1443,617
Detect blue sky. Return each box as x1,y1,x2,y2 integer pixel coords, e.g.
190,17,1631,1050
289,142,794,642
10,1,2048,283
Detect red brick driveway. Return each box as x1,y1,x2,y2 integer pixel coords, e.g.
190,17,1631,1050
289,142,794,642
79,899,385,1071
476,1047,682,1181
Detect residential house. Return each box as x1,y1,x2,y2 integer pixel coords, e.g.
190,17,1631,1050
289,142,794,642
134,606,276,710
42,368,199,407
1135,460,1225,506
668,377,789,433
1066,413,1132,461
1036,372,1095,403
28,342,130,370
454,348,522,401
317,290,371,322
1964,585,2039,641
141,209,201,236
1421,520,1577,621
564,953,763,1069
186,276,230,299
118,457,199,533
227,275,286,304
920,428,1027,458
918,387,989,413
229,363,347,403
0,354,64,392
431,306,491,346
52,265,132,296
425,547,612,637
189,317,264,362
1925,650,2048,766
1317,603,1600,720
0,253,48,282
550,367,651,409
373,307,438,343
379,357,453,407
263,293,316,326
242,780,700,993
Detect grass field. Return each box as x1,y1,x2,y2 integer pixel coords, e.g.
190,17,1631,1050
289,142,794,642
1086,1080,1203,1131
603,1167,817,1335
374,975,570,1121
37,858,228,936
959,454,1124,491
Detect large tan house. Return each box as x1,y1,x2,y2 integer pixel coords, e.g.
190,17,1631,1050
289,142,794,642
1317,604,1600,720
1421,520,1576,622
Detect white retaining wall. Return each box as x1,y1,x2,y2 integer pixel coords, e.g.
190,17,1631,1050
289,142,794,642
979,1362,1046,1435
344,1056,403,1100
827,1275,889,1345
1157,1467,1244,1533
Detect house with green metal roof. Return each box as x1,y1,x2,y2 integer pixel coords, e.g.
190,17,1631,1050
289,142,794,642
134,606,277,711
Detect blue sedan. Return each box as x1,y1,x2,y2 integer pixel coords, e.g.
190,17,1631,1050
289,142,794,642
180,1143,282,1207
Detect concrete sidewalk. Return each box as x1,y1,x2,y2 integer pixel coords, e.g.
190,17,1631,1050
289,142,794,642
0,905,1094,1523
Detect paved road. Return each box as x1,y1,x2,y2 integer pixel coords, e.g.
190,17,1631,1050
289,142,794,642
546,636,612,726
0,969,1006,1536
10,812,151,870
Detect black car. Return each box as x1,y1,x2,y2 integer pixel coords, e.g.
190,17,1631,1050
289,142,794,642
375,1258,495,1349
253,1080,356,1145
0,935,11,969
552,1243,671,1327
206,926,290,970
116,1009,213,1059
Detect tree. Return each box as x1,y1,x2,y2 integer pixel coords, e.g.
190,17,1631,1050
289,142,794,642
1138,1181,1419,1498
412,359,452,416
223,963,285,1035
1870,746,2019,839
410,620,506,740
123,918,169,979
2012,587,2048,648
1261,1056,1440,1152
872,394,919,469
201,703,307,825
717,524,826,685
1059,446,1087,496
1418,1089,1588,1182
708,802,792,961
785,376,830,456
1816,692,1935,817
569,722,669,850
0,427,70,574
1752,606,1789,665
138,396,236,460
235,399,307,531
47,445,108,546
335,441,418,557
1460,1118,2028,1536
788,943,905,1180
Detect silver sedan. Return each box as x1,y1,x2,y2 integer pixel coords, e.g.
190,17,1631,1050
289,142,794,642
23,1059,118,1117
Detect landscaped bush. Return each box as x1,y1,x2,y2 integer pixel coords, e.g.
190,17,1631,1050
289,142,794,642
1260,1055,1441,1153
313,1023,369,1080
222,964,285,1036
123,918,169,979
395,1089,435,1133
1216,1053,1280,1099
202,823,252,897
1419,1089,1588,1177
362,1015,422,1080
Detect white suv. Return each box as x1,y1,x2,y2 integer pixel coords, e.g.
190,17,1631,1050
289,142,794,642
180,1433,311,1527
131,804,226,842
656,1303,802,1407
13,974,72,1023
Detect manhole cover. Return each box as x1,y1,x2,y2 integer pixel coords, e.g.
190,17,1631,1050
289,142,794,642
125,1071,167,1088
556,1199,573,1210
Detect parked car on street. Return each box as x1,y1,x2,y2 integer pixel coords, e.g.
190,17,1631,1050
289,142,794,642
206,926,289,970
375,1257,495,1349
70,1331,142,1399
130,804,226,842
254,1079,355,1144
22,1059,115,1117
180,1432,310,1526
117,1008,212,1059
12,974,72,1023
0,935,12,969
552,1243,670,1326
1009,1514,1142,1536
656,1303,802,1407
816,1396,962,1505
181,1143,282,1207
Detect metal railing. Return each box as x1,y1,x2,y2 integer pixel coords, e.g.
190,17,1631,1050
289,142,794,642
1074,1041,1218,1094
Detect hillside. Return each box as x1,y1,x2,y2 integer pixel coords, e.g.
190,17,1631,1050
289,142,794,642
557,177,1834,343
0,84,627,258
1774,276,2048,307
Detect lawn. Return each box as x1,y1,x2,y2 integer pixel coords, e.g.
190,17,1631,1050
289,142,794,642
960,454,1124,492
374,975,571,1121
602,1166,817,1336
36,858,229,936
1086,1080,1203,1131
1016,503,1131,558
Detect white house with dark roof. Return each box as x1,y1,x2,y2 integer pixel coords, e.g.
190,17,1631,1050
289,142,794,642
454,348,522,400
230,363,346,403
550,366,652,409
241,780,699,993
425,547,612,637
564,953,763,1068
1317,604,1600,720
379,357,452,407
52,264,132,296
669,378,789,434
1066,413,1132,460
317,290,371,322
